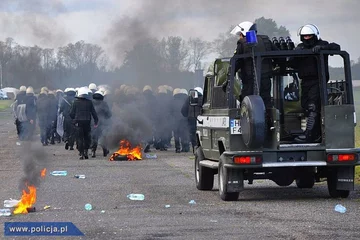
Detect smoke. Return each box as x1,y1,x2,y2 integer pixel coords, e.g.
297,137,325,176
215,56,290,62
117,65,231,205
0,0,69,48
105,98,153,149
18,142,48,191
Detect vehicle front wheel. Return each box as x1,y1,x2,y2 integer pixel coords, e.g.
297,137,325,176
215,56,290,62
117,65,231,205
218,162,239,201
195,147,214,190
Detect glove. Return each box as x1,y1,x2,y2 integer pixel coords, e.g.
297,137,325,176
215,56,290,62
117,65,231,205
312,45,324,53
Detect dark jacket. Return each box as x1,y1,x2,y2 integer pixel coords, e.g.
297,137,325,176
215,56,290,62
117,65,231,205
92,99,111,126
24,94,37,121
59,95,75,118
292,39,340,81
171,93,188,120
70,97,98,124
47,94,59,121
36,93,49,121
181,95,203,120
15,91,26,104
233,35,278,79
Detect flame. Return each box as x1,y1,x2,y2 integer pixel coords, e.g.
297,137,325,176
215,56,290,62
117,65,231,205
13,184,36,215
40,168,46,178
109,140,142,161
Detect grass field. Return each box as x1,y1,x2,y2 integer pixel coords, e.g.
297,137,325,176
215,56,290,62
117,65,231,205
0,100,12,111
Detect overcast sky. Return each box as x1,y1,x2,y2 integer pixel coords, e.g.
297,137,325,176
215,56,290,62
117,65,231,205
0,0,359,67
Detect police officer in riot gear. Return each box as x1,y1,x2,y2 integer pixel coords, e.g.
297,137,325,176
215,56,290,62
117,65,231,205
292,24,340,143
181,87,203,153
230,21,278,108
70,87,98,159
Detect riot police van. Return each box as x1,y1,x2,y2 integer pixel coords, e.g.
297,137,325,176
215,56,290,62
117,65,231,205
191,38,360,201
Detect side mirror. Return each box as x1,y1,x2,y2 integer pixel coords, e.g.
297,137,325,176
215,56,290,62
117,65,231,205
189,90,199,106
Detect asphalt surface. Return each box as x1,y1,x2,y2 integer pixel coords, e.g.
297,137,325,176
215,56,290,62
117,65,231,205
0,109,360,240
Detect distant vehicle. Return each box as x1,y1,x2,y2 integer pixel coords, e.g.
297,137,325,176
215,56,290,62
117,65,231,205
0,90,9,100
192,47,360,201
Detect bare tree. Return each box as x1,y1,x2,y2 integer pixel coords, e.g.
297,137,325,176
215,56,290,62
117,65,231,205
186,38,211,70
0,38,16,88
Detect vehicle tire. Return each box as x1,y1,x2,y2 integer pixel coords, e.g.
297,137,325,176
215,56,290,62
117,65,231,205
296,168,315,188
240,95,266,149
218,162,239,201
195,147,214,190
327,170,350,198
272,169,294,186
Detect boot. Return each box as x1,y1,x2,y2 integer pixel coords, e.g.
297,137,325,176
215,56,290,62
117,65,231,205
69,146,74,150
103,148,109,157
175,148,181,153
84,150,89,159
65,142,69,150
144,144,151,153
91,150,96,158
295,112,320,143
79,151,84,160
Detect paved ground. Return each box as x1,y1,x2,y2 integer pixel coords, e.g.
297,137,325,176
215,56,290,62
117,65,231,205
0,109,360,240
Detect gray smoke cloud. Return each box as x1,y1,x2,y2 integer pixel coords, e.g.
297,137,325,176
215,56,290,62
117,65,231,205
0,0,69,48
105,99,153,150
18,142,48,191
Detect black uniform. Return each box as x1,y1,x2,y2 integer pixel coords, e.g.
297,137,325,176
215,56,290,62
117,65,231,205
14,91,26,139
233,35,278,108
292,38,340,142
47,94,59,144
91,95,112,157
171,93,190,153
23,93,37,141
155,92,172,151
142,89,157,152
36,93,50,145
70,97,98,159
181,94,203,153
59,92,76,150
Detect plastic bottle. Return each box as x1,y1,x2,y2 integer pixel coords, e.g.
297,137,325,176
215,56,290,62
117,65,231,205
74,175,86,179
84,203,92,211
145,153,157,159
0,209,11,216
4,199,20,208
334,204,346,213
50,171,68,176
127,194,145,201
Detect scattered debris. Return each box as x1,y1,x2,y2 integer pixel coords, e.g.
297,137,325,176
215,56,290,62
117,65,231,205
50,171,67,176
74,175,85,179
16,142,21,146
85,203,92,211
145,153,157,159
101,210,105,213
127,194,145,201
210,220,218,223
4,199,20,208
188,200,196,205
165,205,171,208
334,204,346,213
0,209,11,216
43,205,51,210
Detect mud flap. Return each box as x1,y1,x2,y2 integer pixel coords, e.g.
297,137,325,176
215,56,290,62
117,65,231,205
336,166,355,191
226,168,244,192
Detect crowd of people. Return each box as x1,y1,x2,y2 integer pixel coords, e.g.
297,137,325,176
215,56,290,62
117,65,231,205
11,83,204,159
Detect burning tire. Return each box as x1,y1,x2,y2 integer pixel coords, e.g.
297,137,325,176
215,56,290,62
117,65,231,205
240,95,266,149
195,147,214,190
218,161,239,201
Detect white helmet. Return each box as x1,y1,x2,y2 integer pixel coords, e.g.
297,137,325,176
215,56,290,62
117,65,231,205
194,87,203,95
94,90,104,96
26,86,34,94
19,86,26,92
89,83,97,90
180,88,188,95
77,87,89,98
298,24,320,41
230,21,257,36
173,88,181,96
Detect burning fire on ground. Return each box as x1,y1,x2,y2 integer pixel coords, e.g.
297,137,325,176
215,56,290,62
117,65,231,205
13,168,46,215
109,140,142,161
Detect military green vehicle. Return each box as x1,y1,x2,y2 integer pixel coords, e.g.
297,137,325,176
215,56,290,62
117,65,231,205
191,49,360,201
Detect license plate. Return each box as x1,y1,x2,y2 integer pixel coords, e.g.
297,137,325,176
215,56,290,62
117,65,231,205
230,119,241,135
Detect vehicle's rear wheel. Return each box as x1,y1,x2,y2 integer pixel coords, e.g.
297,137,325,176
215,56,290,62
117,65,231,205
327,170,350,198
240,95,266,149
218,162,239,201
296,167,315,188
195,147,214,190
272,168,294,187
